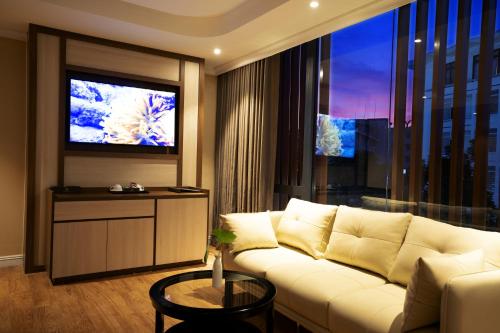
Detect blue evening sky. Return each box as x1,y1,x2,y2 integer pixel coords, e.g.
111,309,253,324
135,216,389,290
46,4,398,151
328,0,499,121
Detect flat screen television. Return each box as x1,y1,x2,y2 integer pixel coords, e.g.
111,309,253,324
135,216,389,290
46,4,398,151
315,114,356,158
65,70,179,155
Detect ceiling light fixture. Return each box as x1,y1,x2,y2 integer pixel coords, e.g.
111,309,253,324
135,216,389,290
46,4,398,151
414,38,422,43
213,48,221,55
310,1,319,9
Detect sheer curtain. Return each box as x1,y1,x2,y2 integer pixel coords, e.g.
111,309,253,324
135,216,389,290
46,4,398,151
213,55,280,225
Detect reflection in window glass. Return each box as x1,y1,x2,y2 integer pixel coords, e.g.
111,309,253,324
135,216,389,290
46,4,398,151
315,10,396,208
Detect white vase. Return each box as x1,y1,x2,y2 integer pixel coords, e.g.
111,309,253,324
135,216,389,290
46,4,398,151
212,254,223,288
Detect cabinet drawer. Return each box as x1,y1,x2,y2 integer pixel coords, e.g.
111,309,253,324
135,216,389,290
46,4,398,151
54,199,154,221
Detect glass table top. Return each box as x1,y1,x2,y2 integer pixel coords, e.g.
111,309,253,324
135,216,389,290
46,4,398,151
150,270,275,313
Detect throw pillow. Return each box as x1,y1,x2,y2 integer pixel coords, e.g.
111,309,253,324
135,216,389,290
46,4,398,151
402,250,484,332
276,198,338,258
220,212,278,253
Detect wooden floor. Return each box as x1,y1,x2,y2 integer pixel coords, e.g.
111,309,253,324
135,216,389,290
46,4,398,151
0,260,304,333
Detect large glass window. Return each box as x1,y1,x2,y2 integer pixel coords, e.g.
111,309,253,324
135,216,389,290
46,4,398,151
310,0,500,231
314,10,396,208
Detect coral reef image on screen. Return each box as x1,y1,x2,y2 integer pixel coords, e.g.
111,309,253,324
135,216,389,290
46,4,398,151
69,78,176,146
315,114,355,158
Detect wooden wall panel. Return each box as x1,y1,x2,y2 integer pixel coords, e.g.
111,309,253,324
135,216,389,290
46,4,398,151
182,61,200,186
34,34,60,266
66,40,180,81
64,156,177,187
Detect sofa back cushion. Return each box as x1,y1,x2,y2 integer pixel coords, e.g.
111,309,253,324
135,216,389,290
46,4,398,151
324,206,412,277
276,198,338,258
389,216,500,286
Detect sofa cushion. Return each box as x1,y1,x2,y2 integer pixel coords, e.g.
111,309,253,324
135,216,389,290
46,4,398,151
388,216,500,286
221,212,278,253
328,284,439,333
266,259,386,329
402,250,484,332
277,198,338,258
226,245,315,277
324,206,412,277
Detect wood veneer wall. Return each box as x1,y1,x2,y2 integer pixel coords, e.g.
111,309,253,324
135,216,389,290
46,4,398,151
25,24,206,273
0,37,27,259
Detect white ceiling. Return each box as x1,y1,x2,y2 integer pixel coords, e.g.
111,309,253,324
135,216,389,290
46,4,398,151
0,0,412,75
121,0,249,17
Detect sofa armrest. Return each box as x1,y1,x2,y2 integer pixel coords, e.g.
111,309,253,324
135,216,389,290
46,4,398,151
440,270,500,333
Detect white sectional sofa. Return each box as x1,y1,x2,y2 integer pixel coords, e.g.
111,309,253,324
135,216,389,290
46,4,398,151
221,200,500,333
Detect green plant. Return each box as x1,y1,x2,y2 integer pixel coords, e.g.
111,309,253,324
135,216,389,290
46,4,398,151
212,228,236,254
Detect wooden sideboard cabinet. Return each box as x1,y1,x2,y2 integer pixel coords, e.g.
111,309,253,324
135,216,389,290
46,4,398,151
47,188,209,284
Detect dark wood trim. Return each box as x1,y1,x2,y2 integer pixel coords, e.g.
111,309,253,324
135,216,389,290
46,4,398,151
298,45,307,188
153,260,204,272
196,62,205,187
409,0,430,206
427,0,450,215
64,64,182,86
472,0,498,225
51,265,155,285
289,46,301,186
25,25,38,274
153,199,158,266
301,40,319,202
390,4,410,201
63,149,180,160
313,35,331,204
449,0,472,221
49,192,55,280
31,265,46,273
53,216,155,223
58,37,67,186
52,189,209,202
30,24,204,64
177,61,186,186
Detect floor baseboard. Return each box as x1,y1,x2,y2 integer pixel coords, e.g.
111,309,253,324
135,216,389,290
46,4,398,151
0,254,24,268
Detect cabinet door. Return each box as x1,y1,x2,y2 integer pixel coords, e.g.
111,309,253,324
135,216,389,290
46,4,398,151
52,221,107,278
156,198,208,265
107,218,154,271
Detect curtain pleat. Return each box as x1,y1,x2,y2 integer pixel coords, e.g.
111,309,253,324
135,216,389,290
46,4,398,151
213,56,280,226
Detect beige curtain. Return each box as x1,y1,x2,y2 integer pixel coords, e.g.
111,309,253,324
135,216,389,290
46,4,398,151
213,55,280,224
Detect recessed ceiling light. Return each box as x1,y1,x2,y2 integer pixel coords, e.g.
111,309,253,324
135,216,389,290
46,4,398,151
213,48,221,55
310,1,319,9
414,38,422,43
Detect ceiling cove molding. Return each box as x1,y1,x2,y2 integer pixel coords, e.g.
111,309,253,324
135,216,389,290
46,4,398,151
214,0,413,75
0,29,27,41
41,0,289,37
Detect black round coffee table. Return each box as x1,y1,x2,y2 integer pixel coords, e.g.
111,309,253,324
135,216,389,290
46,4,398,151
149,270,276,333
